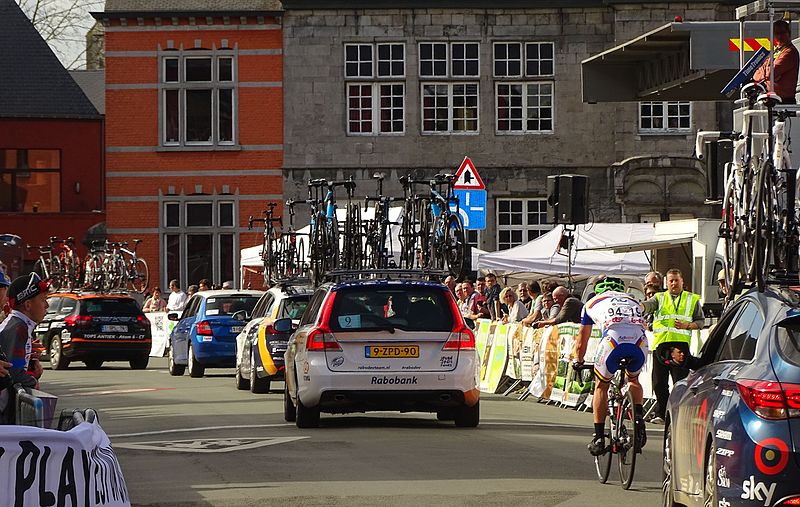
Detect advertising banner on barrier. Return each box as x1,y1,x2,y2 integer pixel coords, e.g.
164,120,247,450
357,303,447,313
474,319,493,363
0,420,130,507
520,327,539,382
528,325,559,399
505,324,524,380
148,312,176,357
482,323,510,394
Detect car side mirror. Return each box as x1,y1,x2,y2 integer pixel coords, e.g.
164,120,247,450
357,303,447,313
167,312,180,321
273,318,292,333
232,310,250,322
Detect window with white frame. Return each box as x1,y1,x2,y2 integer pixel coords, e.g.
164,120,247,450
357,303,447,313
494,41,555,134
161,53,236,147
496,198,553,250
422,83,479,133
162,199,237,288
419,41,481,134
639,101,691,133
345,43,405,135
465,230,480,250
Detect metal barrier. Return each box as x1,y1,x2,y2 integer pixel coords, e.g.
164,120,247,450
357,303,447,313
14,384,45,427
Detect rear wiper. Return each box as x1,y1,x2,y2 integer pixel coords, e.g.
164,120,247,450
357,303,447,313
368,325,395,334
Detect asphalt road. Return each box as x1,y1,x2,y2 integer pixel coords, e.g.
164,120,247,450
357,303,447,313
42,358,663,507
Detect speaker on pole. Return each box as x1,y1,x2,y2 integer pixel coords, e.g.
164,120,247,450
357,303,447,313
546,174,589,225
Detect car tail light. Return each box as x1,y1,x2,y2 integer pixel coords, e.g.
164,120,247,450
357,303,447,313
443,324,475,351
137,315,150,327
779,498,800,506
737,379,800,419
64,315,92,327
196,321,213,336
306,292,341,351
442,289,475,351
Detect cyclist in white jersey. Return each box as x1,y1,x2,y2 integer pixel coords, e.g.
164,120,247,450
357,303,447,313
575,277,648,456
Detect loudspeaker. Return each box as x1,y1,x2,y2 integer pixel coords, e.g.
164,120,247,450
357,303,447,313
546,174,589,225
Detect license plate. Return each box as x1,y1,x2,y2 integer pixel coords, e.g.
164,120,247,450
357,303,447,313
365,345,419,358
101,325,127,333
231,326,244,333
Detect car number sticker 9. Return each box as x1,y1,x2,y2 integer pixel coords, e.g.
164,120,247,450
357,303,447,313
338,315,361,328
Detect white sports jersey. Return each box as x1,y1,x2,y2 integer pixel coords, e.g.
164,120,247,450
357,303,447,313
582,290,646,332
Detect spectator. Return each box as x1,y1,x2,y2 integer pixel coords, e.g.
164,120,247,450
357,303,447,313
517,282,531,311
500,287,529,324
0,271,11,321
199,279,211,291
642,268,704,424
526,281,541,313
187,285,199,297
753,20,799,103
717,269,728,298
222,280,234,290
645,271,663,291
142,286,168,313
444,276,457,295
462,281,484,322
167,279,188,312
455,283,466,309
475,277,486,297
484,273,502,320
541,292,558,319
535,286,583,327
0,272,49,421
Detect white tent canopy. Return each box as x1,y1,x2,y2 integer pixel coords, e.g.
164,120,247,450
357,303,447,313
477,223,654,277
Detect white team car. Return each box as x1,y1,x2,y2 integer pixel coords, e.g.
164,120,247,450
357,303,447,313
283,278,480,428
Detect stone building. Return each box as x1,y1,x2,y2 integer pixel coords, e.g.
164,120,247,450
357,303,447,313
282,0,739,251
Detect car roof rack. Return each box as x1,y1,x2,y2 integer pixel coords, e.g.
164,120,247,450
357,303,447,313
271,277,313,292
325,269,450,282
51,288,131,296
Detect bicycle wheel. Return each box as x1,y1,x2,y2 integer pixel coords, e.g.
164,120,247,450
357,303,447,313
416,200,432,269
345,203,362,270
327,215,340,272
721,176,745,303
310,215,328,286
442,213,467,278
130,258,149,293
399,200,417,269
752,159,776,291
49,256,64,291
617,390,637,490
364,213,381,269
595,406,614,484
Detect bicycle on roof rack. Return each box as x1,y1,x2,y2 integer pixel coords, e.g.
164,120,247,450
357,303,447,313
249,202,284,285
280,199,309,279
29,236,65,291
363,172,404,270
306,177,360,285
424,174,467,279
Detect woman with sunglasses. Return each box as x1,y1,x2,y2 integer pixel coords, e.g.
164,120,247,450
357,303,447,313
499,287,529,324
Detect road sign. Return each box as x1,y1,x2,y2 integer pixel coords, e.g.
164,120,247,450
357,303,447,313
452,189,486,230
453,156,485,189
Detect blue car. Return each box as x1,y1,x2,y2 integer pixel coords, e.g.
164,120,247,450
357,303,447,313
663,287,800,507
168,290,263,378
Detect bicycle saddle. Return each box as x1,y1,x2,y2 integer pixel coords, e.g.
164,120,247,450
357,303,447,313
758,91,782,106
742,81,767,99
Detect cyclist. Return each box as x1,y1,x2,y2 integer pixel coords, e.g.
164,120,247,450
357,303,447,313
574,276,648,456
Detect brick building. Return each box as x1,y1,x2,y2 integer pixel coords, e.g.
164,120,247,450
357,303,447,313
94,0,284,289
281,0,739,252
0,0,104,270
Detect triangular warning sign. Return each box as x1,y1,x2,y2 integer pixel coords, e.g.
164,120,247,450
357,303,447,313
453,156,485,189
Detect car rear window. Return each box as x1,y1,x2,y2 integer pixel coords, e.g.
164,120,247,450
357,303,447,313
329,286,454,332
280,296,310,320
205,296,259,316
777,325,800,367
81,298,141,316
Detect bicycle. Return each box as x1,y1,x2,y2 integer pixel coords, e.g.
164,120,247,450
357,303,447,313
120,239,149,293
56,237,82,290
398,174,430,270
573,360,641,490
29,236,64,290
83,240,106,290
280,199,308,279
249,202,283,284
306,178,359,284
363,173,404,269
424,174,467,278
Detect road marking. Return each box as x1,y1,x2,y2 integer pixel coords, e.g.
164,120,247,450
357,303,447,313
115,436,308,453
110,423,294,438
60,387,176,397
480,421,665,433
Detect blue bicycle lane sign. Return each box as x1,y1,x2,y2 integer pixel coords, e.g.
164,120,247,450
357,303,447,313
450,157,487,230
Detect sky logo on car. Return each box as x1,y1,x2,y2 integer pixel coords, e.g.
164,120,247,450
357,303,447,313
371,376,418,385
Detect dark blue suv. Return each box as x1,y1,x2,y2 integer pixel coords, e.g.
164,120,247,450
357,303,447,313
663,287,800,507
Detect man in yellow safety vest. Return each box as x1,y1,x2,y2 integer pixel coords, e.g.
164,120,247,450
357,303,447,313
641,268,704,424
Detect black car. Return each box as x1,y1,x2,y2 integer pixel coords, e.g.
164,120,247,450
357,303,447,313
35,292,152,370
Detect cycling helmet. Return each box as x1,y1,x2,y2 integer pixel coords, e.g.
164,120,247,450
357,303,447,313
593,276,626,295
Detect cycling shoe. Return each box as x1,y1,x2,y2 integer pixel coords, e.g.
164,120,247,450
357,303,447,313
588,434,606,456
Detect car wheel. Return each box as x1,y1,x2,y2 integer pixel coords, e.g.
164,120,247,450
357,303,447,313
188,342,205,378
168,345,185,376
662,419,679,507
235,361,250,390
284,381,296,422
249,351,270,394
454,400,480,428
436,409,455,421
703,441,716,507
84,359,103,369
129,355,149,370
49,336,69,370
296,395,320,428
